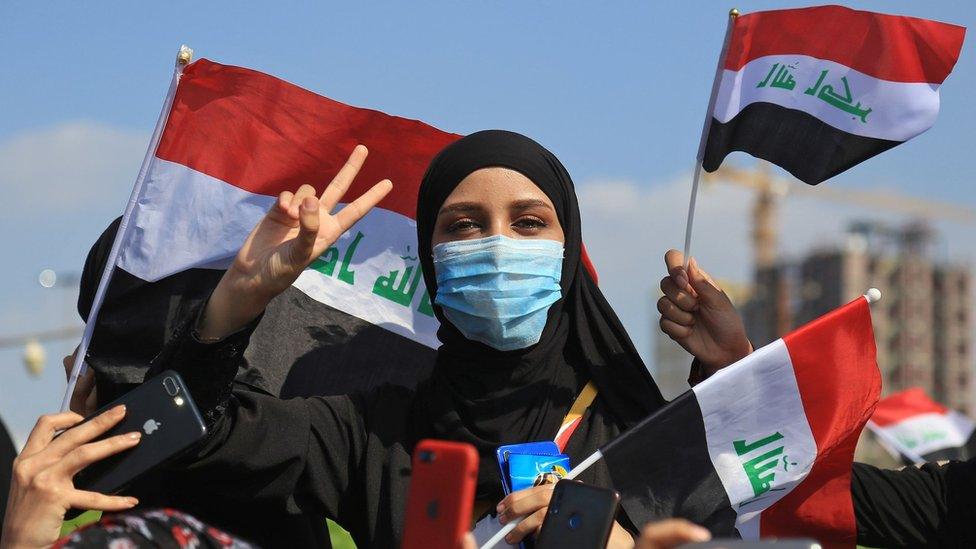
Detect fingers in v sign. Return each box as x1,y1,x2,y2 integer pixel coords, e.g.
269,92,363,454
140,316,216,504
200,145,393,340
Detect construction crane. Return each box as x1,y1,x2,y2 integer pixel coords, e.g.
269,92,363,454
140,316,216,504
702,162,976,270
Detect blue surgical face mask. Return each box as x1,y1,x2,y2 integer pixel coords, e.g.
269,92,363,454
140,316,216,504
432,235,564,351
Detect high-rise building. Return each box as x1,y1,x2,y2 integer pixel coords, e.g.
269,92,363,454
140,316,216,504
746,221,973,416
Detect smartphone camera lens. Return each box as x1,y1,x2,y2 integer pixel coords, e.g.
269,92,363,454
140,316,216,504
568,513,581,530
419,450,436,463
163,377,180,397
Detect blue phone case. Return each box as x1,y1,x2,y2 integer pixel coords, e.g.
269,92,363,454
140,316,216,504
495,441,560,495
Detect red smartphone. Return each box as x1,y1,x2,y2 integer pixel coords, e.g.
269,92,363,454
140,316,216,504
402,439,479,549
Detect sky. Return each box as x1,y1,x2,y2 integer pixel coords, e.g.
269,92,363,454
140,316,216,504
1,1,974,445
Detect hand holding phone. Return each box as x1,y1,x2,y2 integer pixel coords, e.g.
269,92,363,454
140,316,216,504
69,370,207,496
402,439,479,549
534,480,620,549
2,406,141,549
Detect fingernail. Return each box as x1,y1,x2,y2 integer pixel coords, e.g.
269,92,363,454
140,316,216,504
496,502,504,513
691,526,711,541
113,405,126,415
128,432,142,441
127,497,139,506
504,535,515,544
498,513,507,525
302,196,316,209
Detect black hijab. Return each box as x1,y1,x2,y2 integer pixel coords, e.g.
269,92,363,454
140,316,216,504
414,130,666,500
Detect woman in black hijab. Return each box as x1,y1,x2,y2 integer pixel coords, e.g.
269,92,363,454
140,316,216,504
134,131,749,548
416,131,665,496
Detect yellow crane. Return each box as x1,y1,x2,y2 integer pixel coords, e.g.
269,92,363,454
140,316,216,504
702,162,976,270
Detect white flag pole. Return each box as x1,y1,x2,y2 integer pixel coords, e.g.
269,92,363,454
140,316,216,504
60,45,194,412
681,8,739,268
479,449,604,549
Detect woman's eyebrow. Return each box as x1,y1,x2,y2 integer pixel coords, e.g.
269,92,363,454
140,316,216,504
510,198,553,211
437,201,484,216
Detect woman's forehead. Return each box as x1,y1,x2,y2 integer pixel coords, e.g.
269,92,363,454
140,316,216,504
438,167,556,210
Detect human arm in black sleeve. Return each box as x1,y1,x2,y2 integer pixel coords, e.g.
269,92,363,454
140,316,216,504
852,459,976,547
143,303,368,525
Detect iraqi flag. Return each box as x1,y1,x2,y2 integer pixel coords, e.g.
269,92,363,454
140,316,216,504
867,388,976,465
601,296,880,545
85,58,461,399
701,5,965,184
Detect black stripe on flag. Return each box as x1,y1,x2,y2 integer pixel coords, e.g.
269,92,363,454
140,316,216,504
602,389,738,536
702,102,900,185
247,286,437,398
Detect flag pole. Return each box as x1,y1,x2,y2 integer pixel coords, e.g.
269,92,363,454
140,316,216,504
681,8,739,267
479,449,605,549
59,45,193,412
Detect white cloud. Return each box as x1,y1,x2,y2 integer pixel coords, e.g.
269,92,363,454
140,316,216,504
0,121,149,216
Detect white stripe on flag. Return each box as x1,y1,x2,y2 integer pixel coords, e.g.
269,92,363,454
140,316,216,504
291,210,440,349
118,159,275,281
713,54,941,142
692,339,818,539
117,158,441,349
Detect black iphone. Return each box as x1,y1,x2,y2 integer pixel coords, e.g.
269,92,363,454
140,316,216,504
69,370,207,496
535,480,620,549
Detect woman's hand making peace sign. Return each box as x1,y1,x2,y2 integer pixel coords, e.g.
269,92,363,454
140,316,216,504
201,145,392,340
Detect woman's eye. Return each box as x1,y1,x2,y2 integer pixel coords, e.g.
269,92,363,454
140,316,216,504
446,219,480,232
514,217,547,229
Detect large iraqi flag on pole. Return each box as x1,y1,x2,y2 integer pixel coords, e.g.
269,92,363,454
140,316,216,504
64,50,463,409
600,294,881,545
867,388,976,465
701,5,965,185
118,57,459,345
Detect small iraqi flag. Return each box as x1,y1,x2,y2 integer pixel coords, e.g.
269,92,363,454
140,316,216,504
602,296,880,545
867,388,976,465
702,5,966,184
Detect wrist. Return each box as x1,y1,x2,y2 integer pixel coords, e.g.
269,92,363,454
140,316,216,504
200,274,272,340
701,339,753,375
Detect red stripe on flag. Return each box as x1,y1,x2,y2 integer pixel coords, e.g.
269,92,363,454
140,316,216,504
870,388,948,427
156,59,461,220
761,298,881,544
725,5,965,84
